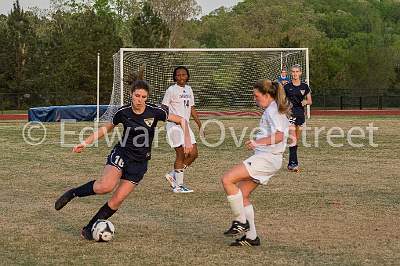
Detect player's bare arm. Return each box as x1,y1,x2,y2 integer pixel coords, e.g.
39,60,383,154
245,131,284,150
167,114,193,154
302,93,313,106
73,123,116,153
190,106,201,129
191,106,204,136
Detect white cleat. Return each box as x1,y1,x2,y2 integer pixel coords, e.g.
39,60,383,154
173,185,194,193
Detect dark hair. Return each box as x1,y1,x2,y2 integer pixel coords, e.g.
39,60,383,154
125,65,150,94
173,66,190,82
253,79,291,115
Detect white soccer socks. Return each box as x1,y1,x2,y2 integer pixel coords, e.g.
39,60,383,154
227,190,246,224
174,169,184,186
244,204,257,240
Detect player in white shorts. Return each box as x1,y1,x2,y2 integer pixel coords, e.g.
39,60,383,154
162,66,202,193
221,79,290,246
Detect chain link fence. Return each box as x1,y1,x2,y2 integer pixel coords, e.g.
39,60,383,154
312,95,400,109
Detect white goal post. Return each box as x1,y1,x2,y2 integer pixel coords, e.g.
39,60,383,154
99,48,309,121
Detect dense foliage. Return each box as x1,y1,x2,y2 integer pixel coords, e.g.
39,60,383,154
1,0,399,108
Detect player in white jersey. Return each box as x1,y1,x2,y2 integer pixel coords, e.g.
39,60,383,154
162,66,202,193
221,80,290,246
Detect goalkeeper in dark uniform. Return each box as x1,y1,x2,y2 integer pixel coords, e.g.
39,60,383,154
284,64,312,172
54,71,192,240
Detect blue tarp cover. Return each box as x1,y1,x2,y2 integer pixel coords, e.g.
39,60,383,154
28,105,109,122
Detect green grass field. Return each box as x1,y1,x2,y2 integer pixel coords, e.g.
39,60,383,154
1,116,399,265
0,109,27,114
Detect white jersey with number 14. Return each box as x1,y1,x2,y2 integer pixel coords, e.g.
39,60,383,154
162,84,194,122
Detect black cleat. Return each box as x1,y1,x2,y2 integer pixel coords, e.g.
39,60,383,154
54,189,75,210
81,226,93,240
223,220,250,236
230,235,261,247
287,163,300,173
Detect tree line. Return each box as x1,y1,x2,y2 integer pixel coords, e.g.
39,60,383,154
0,0,399,109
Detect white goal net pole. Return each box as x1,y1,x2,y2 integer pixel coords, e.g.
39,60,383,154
119,48,308,52
96,52,100,122
119,49,124,106
306,48,311,119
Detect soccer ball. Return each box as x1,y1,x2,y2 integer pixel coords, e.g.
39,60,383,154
91,220,115,242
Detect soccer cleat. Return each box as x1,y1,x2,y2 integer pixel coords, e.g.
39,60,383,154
223,220,250,236
172,186,182,193
230,235,261,247
172,185,193,193
81,226,94,240
179,184,193,193
165,172,176,188
54,189,75,210
292,165,300,172
287,164,300,173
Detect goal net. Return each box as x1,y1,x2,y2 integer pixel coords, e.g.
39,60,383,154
100,48,309,121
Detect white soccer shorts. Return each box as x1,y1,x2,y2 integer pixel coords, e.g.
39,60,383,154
166,122,196,148
243,153,282,185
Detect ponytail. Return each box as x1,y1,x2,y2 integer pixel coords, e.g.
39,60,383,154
254,79,291,115
124,65,150,94
273,81,291,115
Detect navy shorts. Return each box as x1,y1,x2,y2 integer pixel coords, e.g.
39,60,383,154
106,147,148,185
289,115,305,126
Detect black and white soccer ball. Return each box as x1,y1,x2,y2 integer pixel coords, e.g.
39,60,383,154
91,220,115,242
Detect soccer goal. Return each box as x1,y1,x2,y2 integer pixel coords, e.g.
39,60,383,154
99,48,309,121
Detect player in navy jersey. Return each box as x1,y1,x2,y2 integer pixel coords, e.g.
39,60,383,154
284,64,312,172
54,72,192,240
